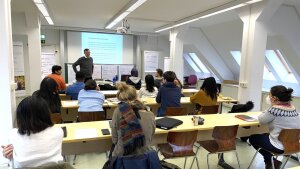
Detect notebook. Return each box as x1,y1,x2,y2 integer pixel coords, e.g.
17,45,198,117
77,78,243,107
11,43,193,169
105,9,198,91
156,117,183,130
235,115,257,122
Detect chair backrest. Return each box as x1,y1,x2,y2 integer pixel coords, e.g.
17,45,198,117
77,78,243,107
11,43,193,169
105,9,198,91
167,130,198,155
78,111,106,122
188,75,197,85
61,108,78,122
212,125,239,151
278,129,300,154
17,162,76,169
165,107,186,116
112,150,161,169
59,95,71,101
50,113,62,124
121,74,130,81
201,105,219,114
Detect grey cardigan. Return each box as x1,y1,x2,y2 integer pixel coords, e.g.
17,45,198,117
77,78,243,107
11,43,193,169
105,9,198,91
258,104,300,150
111,108,156,157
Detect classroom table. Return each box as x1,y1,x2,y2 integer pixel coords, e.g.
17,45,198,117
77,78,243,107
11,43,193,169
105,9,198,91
55,112,267,155
60,88,200,99
61,96,237,119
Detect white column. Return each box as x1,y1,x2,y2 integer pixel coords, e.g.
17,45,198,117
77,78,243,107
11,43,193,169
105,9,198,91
0,0,15,165
169,27,186,82
237,1,284,110
25,12,42,94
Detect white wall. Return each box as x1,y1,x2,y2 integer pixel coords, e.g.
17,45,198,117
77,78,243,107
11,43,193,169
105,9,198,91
12,12,41,94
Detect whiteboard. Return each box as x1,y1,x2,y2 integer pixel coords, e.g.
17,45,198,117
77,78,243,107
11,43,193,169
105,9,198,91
119,65,134,76
102,65,118,81
67,64,76,83
41,53,56,79
144,51,159,72
92,65,102,80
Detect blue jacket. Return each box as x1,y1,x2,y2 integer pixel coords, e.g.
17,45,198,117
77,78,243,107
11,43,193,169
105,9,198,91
66,82,85,100
156,82,181,116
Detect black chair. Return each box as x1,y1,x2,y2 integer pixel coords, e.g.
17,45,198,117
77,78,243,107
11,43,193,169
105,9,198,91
121,74,130,81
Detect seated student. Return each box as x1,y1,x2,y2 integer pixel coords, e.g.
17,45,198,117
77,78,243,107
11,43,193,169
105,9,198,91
1,96,63,168
78,79,105,112
190,77,218,114
249,86,300,169
138,74,158,98
66,72,85,100
33,77,61,113
47,65,66,92
156,71,181,117
111,82,155,156
126,68,141,90
154,68,163,89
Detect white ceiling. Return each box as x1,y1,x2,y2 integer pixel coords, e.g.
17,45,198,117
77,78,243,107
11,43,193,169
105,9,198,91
10,0,300,33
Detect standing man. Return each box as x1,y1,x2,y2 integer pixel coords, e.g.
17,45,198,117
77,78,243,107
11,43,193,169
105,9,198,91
72,48,94,82
47,65,67,92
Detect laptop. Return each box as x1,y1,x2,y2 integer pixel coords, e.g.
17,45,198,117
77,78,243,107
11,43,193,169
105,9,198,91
156,117,183,130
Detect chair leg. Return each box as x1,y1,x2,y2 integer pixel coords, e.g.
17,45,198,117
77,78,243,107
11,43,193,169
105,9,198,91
280,155,291,169
73,154,77,165
184,157,187,169
207,153,211,169
190,145,200,168
247,148,260,169
195,157,200,169
234,150,241,169
271,157,275,169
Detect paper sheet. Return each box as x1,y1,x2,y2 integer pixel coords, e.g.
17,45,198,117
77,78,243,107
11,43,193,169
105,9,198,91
75,128,98,139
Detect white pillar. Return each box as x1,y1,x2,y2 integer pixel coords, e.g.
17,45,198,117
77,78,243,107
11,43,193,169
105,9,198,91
169,27,187,82
25,12,42,94
0,0,15,165
237,1,284,110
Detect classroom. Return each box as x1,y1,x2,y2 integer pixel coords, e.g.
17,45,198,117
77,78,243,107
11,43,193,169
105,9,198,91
1,0,300,168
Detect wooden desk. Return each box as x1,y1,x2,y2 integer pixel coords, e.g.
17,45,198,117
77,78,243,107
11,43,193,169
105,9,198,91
55,112,267,155
61,97,238,119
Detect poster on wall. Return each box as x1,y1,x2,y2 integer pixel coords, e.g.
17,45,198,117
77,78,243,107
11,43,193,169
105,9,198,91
41,53,56,79
92,65,102,80
102,65,118,81
164,57,171,71
13,42,26,95
144,51,159,72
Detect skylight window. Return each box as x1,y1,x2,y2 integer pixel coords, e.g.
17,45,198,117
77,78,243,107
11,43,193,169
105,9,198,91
189,53,210,73
265,50,298,84
230,50,276,81
183,54,201,72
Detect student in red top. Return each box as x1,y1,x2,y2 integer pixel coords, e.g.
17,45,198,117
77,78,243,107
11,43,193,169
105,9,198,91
47,65,66,92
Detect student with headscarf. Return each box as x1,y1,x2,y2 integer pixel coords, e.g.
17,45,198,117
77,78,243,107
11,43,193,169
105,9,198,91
126,68,141,90
111,82,155,156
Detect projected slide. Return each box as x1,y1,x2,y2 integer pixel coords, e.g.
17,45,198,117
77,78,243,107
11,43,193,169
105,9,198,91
82,32,123,64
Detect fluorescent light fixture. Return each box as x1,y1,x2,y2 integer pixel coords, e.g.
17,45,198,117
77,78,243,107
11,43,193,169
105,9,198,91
173,18,200,27
32,0,54,25
245,0,263,4
155,26,174,33
36,3,50,16
33,0,43,3
105,0,147,29
200,4,246,18
155,0,263,33
45,16,54,25
127,0,146,12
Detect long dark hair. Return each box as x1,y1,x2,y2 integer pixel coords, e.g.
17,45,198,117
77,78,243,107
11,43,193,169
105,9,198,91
145,75,155,92
17,96,53,136
270,85,293,102
35,77,61,113
200,77,218,100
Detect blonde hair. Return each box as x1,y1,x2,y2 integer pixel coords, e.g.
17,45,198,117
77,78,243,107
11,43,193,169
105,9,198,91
116,82,137,102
